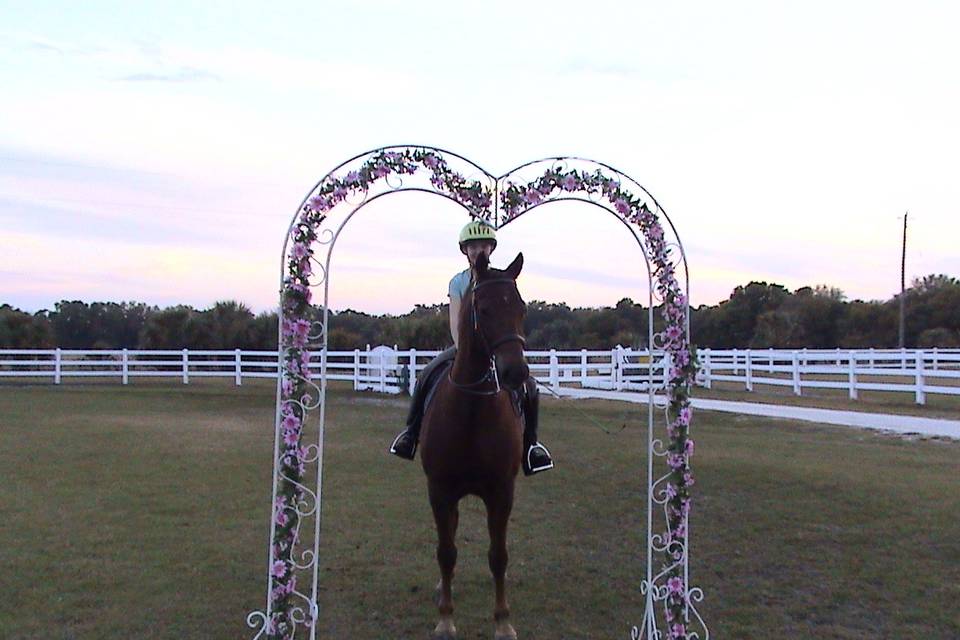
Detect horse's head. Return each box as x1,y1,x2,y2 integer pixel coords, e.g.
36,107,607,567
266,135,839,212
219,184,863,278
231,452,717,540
468,252,529,390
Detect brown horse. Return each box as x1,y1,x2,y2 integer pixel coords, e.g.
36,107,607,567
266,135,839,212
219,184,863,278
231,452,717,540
418,252,529,640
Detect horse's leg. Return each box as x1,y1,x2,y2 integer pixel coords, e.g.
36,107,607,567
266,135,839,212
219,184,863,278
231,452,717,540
484,484,517,640
429,482,460,640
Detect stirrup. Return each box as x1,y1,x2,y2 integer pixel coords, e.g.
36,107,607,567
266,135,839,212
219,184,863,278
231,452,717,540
523,442,554,476
389,429,417,460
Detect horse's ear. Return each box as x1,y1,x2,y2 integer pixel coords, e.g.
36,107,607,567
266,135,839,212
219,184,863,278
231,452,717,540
504,252,523,279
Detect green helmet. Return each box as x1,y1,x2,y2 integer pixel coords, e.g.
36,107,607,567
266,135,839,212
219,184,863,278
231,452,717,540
459,220,497,246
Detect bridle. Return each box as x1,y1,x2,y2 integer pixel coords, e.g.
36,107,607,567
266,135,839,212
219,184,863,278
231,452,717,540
448,278,526,395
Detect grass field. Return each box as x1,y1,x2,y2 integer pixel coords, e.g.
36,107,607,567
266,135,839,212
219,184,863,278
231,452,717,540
1,380,958,639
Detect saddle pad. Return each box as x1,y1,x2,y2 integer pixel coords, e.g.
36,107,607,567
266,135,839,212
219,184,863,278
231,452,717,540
423,360,454,413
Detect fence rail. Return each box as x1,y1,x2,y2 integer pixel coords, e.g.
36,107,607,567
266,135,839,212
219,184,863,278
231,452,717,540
2,347,959,405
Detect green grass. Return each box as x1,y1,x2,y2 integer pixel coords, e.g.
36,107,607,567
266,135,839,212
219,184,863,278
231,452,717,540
0,380,958,639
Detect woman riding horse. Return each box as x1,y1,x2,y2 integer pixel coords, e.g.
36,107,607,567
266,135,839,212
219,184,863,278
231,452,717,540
396,238,542,639
389,220,553,476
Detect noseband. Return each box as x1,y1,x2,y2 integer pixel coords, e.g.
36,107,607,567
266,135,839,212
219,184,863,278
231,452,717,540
449,278,526,395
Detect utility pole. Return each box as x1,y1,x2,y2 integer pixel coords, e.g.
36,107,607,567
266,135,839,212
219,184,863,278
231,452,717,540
899,212,907,349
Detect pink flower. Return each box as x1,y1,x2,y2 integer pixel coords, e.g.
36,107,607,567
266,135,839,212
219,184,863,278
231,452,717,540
423,154,439,169
282,414,301,432
674,522,687,539
283,430,299,446
308,195,330,212
271,560,286,578
275,509,290,527
684,439,695,457
679,407,692,425
345,170,360,184
665,483,677,499
523,188,541,205
561,175,578,191
614,197,631,215
667,453,685,470
683,471,695,486
666,325,682,341
373,162,390,178
299,259,313,278
291,242,308,261
667,576,684,594
537,181,552,196
670,623,686,638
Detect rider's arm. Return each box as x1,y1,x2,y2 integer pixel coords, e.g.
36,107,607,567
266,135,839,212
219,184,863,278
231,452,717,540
449,295,461,349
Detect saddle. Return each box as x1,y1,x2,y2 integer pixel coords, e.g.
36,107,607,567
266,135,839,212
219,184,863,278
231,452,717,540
423,360,524,418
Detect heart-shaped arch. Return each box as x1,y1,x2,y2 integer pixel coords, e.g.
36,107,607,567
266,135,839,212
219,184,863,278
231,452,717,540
247,146,706,640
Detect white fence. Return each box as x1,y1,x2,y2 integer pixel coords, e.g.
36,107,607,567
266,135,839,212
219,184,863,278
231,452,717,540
0,346,667,395
2,347,959,405
700,348,960,405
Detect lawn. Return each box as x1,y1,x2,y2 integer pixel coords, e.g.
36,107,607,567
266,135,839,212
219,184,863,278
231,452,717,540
0,380,958,639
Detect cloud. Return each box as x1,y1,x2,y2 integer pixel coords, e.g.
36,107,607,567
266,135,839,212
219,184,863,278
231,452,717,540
117,66,220,83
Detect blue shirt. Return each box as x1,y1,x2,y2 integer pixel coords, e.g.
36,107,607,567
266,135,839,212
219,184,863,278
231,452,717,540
448,268,471,301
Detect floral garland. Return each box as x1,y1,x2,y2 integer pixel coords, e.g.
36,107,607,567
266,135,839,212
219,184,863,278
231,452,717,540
264,150,697,639
502,169,699,640
266,149,493,639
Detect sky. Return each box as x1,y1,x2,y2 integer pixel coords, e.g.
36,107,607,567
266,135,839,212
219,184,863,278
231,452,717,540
1,0,957,315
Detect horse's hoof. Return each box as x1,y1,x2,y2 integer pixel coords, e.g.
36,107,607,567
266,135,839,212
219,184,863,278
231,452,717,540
432,618,457,639
494,624,517,640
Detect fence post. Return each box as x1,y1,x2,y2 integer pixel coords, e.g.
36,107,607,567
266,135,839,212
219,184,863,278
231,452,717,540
663,351,672,390
122,348,129,385
353,349,360,390
745,349,753,391
732,348,738,376
550,349,559,389
792,350,801,396
932,347,939,371
379,352,387,393
580,349,588,385
901,348,907,371
610,348,617,388
182,349,189,384
848,350,858,400
408,349,417,396
235,349,242,386
702,348,711,389
869,347,875,368
54,347,62,384
915,351,925,405
802,347,808,367
835,347,841,367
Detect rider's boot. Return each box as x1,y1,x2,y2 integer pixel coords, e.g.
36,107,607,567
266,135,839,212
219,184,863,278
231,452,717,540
521,379,554,476
390,401,422,460
390,347,456,460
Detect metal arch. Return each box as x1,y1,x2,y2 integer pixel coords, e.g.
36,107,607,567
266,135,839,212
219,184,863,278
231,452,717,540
251,146,705,640
497,157,690,316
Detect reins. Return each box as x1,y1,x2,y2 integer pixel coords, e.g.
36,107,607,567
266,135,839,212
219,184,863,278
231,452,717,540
448,278,525,396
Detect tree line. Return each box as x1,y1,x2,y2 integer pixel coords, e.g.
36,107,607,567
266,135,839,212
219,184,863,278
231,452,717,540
2,274,958,350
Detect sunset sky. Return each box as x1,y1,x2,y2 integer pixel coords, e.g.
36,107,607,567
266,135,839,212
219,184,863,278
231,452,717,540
2,1,957,315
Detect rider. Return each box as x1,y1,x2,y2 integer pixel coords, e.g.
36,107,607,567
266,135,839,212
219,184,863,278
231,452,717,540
389,220,554,476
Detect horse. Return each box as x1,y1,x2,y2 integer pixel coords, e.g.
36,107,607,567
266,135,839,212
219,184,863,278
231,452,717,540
418,251,529,640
